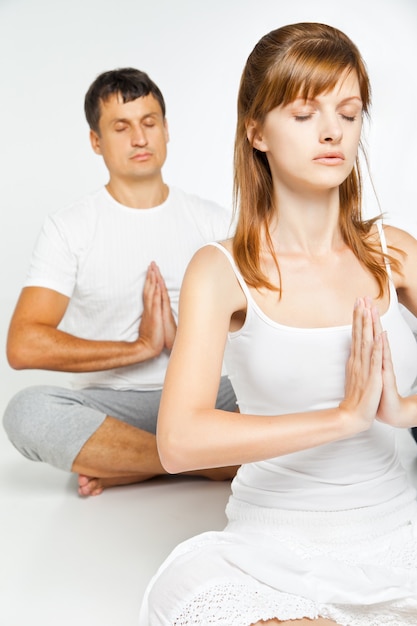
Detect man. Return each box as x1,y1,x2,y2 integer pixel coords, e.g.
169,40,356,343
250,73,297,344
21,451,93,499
3,68,237,496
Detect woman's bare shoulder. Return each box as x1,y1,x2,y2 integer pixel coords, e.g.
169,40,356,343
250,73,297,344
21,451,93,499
383,223,417,249
187,239,235,273
183,239,246,311
382,224,417,290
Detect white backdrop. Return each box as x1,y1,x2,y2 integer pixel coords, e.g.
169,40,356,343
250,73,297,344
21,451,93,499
1,0,416,401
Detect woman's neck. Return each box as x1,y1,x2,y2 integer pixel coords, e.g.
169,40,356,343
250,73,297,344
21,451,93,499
269,187,343,255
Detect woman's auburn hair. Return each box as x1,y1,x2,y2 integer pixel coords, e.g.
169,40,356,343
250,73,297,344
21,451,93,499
233,22,400,297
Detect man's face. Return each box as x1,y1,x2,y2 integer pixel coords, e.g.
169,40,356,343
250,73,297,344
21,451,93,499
90,92,169,184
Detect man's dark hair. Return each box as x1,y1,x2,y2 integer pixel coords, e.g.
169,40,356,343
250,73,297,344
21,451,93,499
84,67,166,133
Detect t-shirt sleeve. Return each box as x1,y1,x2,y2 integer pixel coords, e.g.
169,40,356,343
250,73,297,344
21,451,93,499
25,214,77,297
199,197,234,241
215,202,235,239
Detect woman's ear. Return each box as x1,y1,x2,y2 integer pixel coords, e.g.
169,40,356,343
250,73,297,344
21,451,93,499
246,120,268,152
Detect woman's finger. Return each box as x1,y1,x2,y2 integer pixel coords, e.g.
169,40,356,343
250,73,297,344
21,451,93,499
351,297,364,363
361,305,374,373
371,303,383,337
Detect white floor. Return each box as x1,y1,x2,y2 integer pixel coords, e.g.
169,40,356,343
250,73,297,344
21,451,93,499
0,411,231,626
1,402,417,626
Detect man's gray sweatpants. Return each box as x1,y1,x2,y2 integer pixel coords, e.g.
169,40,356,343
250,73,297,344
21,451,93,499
3,376,236,471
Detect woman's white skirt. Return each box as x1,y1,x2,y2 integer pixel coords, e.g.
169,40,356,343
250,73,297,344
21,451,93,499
139,487,417,625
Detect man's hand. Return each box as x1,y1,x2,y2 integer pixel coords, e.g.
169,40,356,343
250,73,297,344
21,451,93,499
153,262,177,350
139,263,166,357
139,262,177,355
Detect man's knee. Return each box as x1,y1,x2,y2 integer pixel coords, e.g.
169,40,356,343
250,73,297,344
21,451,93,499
216,376,237,412
3,386,51,461
3,385,108,470
3,386,46,438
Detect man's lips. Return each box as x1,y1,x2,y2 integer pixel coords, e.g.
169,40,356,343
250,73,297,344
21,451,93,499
130,152,152,161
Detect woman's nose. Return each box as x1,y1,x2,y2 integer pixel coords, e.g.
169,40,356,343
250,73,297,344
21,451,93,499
319,115,342,143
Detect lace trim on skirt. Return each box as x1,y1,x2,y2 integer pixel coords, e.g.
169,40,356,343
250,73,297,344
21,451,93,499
172,581,417,626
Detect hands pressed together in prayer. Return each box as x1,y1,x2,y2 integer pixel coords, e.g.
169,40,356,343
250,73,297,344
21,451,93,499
342,296,414,432
138,261,177,357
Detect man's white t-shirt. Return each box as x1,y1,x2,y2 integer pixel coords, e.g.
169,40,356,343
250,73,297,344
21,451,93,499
25,186,232,390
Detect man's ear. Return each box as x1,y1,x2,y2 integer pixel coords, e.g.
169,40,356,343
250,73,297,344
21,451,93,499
164,118,170,144
246,120,267,152
89,129,102,155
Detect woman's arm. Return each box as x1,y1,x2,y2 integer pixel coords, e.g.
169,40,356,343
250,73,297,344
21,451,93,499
157,246,384,474
387,224,417,316
376,225,417,428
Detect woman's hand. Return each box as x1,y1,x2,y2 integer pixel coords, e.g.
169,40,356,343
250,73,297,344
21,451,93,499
339,297,383,433
369,307,401,425
371,305,417,428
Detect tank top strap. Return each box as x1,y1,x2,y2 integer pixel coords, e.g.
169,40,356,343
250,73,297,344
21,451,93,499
376,220,393,279
206,242,252,301
376,220,398,301
209,226,397,305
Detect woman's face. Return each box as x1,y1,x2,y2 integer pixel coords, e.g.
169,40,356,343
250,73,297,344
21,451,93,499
251,70,363,194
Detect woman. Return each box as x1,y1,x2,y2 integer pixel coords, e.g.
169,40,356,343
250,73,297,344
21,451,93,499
139,22,417,625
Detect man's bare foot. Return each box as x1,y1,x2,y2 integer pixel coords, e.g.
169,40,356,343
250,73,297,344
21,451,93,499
73,418,239,496
77,473,157,497
190,466,239,481
77,465,239,497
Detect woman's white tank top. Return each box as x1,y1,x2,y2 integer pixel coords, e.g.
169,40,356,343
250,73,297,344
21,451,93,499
209,229,417,511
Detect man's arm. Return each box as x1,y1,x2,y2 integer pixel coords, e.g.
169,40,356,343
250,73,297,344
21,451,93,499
7,284,166,373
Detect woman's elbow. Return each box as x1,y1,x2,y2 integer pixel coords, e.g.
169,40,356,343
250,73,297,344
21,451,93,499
157,429,196,475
